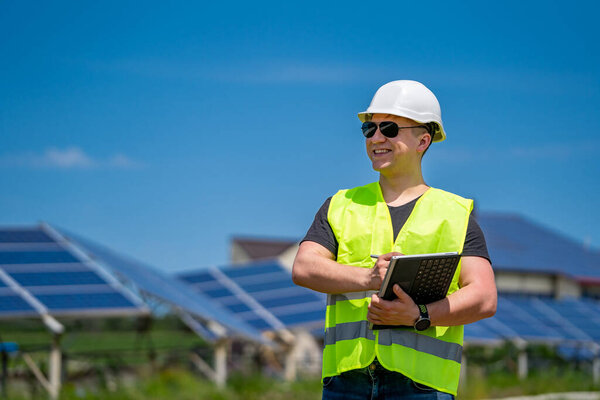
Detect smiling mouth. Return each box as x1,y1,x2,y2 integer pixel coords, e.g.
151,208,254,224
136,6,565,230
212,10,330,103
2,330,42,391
373,149,391,155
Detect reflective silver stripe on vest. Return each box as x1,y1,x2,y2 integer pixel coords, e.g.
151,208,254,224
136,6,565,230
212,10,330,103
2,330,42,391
327,290,377,306
378,328,462,363
325,320,375,344
324,320,462,363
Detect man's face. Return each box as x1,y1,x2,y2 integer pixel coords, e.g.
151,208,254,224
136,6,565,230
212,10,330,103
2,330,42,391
365,114,429,174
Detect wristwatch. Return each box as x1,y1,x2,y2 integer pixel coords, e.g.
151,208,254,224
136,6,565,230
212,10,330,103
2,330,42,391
414,304,431,331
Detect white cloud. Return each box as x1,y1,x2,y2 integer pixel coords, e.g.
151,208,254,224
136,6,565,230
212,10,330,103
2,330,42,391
43,147,95,168
0,147,144,170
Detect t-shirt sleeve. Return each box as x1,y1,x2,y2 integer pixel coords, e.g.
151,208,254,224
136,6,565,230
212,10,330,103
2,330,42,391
301,197,338,256
462,214,491,263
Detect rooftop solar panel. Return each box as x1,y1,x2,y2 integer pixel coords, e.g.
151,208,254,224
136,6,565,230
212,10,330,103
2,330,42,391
478,213,600,279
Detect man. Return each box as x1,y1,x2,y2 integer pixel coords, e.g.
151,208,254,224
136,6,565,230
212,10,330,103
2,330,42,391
292,80,497,399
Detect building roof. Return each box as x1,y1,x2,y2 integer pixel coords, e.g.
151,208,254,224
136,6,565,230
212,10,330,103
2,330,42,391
478,212,600,280
232,237,297,261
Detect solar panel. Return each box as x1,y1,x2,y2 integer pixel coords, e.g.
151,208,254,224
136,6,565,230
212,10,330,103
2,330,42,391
0,291,37,315
35,292,137,311
534,297,600,341
0,225,147,319
178,260,326,333
0,250,79,265
464,319,502,341
9,270,107,286
60,228,266,343
494,296,564,340
0,229,53,243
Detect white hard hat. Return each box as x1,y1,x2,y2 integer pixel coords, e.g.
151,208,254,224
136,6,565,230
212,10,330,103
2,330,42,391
358,80,446,142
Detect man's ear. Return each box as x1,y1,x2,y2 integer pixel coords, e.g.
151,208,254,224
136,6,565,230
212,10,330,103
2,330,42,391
417,133,432,152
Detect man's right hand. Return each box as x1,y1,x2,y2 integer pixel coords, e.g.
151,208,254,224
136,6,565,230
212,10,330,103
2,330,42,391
369,252,404,291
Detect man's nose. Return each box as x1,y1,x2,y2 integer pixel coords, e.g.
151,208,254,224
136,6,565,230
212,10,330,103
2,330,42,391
369,126,387,142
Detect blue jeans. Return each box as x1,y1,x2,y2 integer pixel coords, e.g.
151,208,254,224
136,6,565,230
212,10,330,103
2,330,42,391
322,359,455,400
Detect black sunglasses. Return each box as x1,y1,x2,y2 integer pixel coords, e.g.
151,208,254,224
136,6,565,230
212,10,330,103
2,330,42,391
361,121,430,138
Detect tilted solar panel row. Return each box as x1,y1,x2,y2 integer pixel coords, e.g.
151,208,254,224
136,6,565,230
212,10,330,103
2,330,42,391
178,261,326,332
63,228,266,343
179,261,600,345
0,226,146,318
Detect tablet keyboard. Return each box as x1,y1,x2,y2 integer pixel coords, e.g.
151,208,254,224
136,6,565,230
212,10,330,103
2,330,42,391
412,256,459,304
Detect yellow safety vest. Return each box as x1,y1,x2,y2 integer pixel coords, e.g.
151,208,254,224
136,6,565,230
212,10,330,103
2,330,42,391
323,182,472,395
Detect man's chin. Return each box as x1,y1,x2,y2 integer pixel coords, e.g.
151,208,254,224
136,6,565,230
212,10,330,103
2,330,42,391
371,162,389,172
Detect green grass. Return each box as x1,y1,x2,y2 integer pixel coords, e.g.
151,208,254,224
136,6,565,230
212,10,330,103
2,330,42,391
5,368,324,400
4,367,596,400
2,323,597,399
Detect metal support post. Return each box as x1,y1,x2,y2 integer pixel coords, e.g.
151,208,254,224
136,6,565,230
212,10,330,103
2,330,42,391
592,344,600,385
517,346,528,380
49,335,62,400
284,344,297,382
214,340,227,388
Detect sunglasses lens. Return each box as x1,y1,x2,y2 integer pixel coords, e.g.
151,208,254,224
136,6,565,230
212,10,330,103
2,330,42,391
361,122,377,138
379,121,398,138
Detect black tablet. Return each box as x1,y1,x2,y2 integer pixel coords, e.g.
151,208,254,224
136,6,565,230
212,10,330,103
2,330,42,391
371,252,461,330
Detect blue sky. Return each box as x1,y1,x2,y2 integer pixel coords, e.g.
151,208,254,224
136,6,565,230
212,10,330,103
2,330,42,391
1,1,599,272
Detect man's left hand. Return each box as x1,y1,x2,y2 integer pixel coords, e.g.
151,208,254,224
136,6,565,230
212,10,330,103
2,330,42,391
367,284,420,326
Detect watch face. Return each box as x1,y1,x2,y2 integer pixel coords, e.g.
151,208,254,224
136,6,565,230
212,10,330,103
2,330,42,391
415,318,431,331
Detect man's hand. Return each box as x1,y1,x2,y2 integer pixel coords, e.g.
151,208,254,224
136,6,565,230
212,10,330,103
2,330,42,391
368,252,403,291
367,284,419,326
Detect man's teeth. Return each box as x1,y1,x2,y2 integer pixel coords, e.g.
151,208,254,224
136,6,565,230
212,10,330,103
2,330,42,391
374,149,390,154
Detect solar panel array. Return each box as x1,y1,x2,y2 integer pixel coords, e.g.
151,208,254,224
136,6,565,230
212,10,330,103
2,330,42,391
0,226,146,319
464,295,600,344
63,229,266,343
179,262,600,347
178,261,326,332
3,223,599,350
478,213,600,279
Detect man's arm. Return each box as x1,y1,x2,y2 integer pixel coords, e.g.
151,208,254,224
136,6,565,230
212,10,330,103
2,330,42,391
367,256,497,326
292,241,399,294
